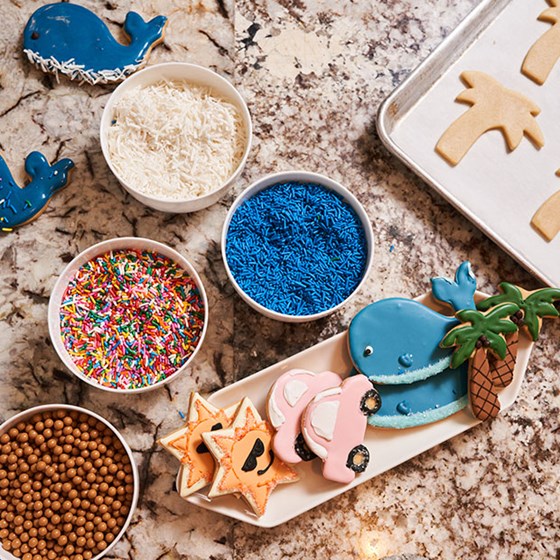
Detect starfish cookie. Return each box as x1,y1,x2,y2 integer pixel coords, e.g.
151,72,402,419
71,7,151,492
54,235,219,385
203,398,299,517
158,393,240,497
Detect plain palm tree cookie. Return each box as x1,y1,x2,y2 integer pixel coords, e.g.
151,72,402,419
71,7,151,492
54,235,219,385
436,71,544,166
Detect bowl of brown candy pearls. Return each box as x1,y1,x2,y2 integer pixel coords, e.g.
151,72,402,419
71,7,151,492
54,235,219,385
0,404,139,560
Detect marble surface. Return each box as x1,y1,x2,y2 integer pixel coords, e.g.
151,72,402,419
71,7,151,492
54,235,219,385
1,0,559,559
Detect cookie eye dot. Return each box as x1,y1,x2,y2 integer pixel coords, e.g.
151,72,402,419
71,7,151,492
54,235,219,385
363,345,373,357
31,31,40,39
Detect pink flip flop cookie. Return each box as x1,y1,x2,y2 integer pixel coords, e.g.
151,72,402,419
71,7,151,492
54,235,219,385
301,375,381,484
266,369,342,464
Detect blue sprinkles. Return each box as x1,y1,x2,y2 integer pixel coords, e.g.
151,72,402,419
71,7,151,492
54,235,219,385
225,182,369,316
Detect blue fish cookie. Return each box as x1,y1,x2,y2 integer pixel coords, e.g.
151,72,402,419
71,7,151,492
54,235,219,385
348,262,477,428
23,3,167,85
0,152,74,231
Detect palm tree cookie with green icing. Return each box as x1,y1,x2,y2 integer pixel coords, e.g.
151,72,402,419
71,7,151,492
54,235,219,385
477,284,560,385
441,303,520,421
436,71,544,166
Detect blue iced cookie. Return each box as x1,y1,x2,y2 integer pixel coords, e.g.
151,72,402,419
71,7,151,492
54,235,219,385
0,152,74,231
23,3,167,85
348,262,476,428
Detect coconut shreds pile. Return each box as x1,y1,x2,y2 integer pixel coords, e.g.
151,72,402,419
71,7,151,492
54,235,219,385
107,80,246,200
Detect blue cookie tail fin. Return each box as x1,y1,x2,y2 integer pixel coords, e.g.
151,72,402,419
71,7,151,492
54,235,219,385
431,261,477,312
125,12,167,51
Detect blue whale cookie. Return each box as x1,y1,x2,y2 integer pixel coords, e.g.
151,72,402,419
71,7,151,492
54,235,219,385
23,3,167,85
0,152,74,231
348,262,476,428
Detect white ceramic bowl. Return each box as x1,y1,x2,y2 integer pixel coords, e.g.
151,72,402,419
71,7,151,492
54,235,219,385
221,171,375,323
100,62,252,213
48,237,208,393
0,404,140,560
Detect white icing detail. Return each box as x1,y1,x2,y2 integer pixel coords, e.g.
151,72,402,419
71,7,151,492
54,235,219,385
24,49,141,85
284,380,308,407
312,386,342,403
105,80,247,200
310,401,339,441
302,427,327,459
267,392,285,428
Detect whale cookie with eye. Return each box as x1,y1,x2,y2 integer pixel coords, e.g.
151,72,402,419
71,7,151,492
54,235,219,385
203,398,299,517
266,369,343,464
158,393,240,497
0,151,74,232
348,262,478,428
23,3,167,85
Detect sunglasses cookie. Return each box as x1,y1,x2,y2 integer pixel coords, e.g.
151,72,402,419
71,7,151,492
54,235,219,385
23,3,167,85
0,151,74,231
203,398,298,517
267,369,343,464
301,376,381,484
158,393,240,497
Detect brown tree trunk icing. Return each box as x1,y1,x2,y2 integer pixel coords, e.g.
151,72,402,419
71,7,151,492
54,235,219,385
469,347,500,421
522,23,560,85
488,331,518,388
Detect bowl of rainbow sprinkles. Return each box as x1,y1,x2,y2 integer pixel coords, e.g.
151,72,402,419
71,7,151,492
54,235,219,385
48,237,208,393
100,62,252,213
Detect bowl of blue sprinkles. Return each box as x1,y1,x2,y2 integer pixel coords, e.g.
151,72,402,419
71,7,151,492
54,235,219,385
222,171,374,322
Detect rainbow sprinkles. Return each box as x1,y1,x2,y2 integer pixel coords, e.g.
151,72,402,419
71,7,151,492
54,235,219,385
59,249,205,390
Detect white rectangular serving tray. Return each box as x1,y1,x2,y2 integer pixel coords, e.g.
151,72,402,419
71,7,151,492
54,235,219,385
377,0,560,287
186,292,534,527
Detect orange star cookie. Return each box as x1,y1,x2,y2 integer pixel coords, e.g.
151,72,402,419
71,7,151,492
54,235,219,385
202,398,299,517
158,393,240,497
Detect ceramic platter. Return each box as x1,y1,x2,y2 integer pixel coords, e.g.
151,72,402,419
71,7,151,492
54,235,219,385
185,292,534,527
377,0,560,286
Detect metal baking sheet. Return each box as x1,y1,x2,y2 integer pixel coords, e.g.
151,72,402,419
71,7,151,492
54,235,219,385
377,0,560,286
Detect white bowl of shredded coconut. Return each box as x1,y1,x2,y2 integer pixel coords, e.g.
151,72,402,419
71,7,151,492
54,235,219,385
100,62,252,212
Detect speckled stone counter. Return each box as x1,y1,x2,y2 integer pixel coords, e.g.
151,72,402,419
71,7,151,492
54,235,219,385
1,1,558,559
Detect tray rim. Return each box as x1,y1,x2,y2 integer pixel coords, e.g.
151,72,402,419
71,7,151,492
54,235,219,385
376,0,555,288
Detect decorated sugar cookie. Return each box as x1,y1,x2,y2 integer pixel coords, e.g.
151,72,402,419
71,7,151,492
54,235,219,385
301,376,381,484
441,303,520,421
267,369,343,464
203,398,298,517
522,0,560,85
348,262,476,428
477,284,560,387
436,71,544,166
23,4,167,85
158,393,240,497
0,151,74,231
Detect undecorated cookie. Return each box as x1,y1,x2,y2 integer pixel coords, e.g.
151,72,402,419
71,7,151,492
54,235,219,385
436,71,544,166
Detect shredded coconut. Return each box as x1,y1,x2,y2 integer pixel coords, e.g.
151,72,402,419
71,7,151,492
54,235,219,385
106,80,247,200
24,49,141,85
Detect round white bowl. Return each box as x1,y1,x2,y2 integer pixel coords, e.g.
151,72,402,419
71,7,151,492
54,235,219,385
48,237,208,393
0,403,139,560
100,62,252,213
221,171,375,323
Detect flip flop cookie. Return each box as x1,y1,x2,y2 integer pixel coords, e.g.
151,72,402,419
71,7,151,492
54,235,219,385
203,398,298,517
0,151,74,232
158,393,240,497
23,3,167,85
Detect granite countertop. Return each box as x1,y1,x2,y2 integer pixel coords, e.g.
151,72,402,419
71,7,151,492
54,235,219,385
1,0,558,558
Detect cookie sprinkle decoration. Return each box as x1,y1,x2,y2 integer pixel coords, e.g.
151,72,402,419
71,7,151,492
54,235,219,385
225,182,368,316
60,249,205,390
